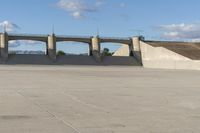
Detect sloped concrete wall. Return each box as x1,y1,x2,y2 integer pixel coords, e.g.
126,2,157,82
140,41,200,70
113,45,129,56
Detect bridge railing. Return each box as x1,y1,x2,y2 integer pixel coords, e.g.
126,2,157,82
8,33,48,38
6,33,132,40
100,36,131,40
57,35,92,39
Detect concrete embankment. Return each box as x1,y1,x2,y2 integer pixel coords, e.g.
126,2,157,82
140,41,200,70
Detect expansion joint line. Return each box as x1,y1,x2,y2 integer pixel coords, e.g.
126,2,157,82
12,89,82,133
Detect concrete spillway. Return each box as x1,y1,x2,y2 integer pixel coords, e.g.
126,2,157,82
1,32,200,70
146,41,200,60
140,41,200,70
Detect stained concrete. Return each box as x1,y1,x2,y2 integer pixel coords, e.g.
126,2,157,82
0,55,141,66
0,66,200,133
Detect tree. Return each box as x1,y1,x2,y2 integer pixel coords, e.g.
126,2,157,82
102,48,113,56
57,50,66,56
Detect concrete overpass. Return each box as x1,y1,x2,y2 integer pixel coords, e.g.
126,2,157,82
0,32,141,63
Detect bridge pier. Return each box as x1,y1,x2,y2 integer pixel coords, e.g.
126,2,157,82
131,36,143,64
91,36,101,62
47,34,56,61
0,33,8,61
89,44,93,56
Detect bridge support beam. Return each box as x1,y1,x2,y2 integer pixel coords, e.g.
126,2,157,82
130,36,143,64
0,33,8,61
47,34,56,61
91,36,101,62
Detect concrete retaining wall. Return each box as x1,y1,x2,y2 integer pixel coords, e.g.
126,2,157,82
140,41,200,70
1,54,141,66
102,56,141,66
113,45,129,56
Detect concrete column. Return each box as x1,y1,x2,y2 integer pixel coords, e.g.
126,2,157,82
0,33,2,55
130,36,143,64
132,36,141,52
129,43,134,56
91,36,101,62
88,44,93,56
0,33,8,61
92,36,100,52
47,34,56,61
46,42,48,55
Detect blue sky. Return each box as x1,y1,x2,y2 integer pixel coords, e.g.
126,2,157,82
0,0,200,53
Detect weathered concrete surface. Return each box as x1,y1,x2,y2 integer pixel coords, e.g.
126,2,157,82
146,41,200,60
102,56,141,66
113,45,130,56
1,54,141,66
140,41,200,70
0,66,200,133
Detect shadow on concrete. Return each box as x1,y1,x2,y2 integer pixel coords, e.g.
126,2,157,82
1,54,141,66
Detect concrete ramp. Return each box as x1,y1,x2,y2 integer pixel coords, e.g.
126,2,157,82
102,56,141,66
140,41,200,70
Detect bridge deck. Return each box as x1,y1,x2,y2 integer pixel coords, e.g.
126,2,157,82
56,36,91,43
8,34,48,42
6,33,133,44
100,37,131,44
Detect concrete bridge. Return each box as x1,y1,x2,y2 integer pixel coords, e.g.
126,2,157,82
0,32,142,62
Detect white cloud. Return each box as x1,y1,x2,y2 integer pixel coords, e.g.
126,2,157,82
191,39,200,42
157,22,200,40
57,0,103,19
0,21,20,32
9,40,21,47
9,40,44,48
95,0,104,7
0,21,44,47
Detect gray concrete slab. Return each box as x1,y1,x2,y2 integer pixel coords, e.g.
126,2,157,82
0,65,200,133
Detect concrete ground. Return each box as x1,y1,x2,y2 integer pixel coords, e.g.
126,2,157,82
0,66,200,133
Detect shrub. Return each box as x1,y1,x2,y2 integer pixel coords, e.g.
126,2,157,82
57,50,66,56
102,48,113,56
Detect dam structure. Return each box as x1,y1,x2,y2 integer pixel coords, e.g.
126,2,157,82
1,32,200,70
0,32,142,66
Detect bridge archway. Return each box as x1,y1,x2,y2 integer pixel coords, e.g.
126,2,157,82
8,40,47,55
100,42,130,57
56,41,91,56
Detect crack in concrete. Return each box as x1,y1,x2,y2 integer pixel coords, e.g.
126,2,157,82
13,89,82,133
